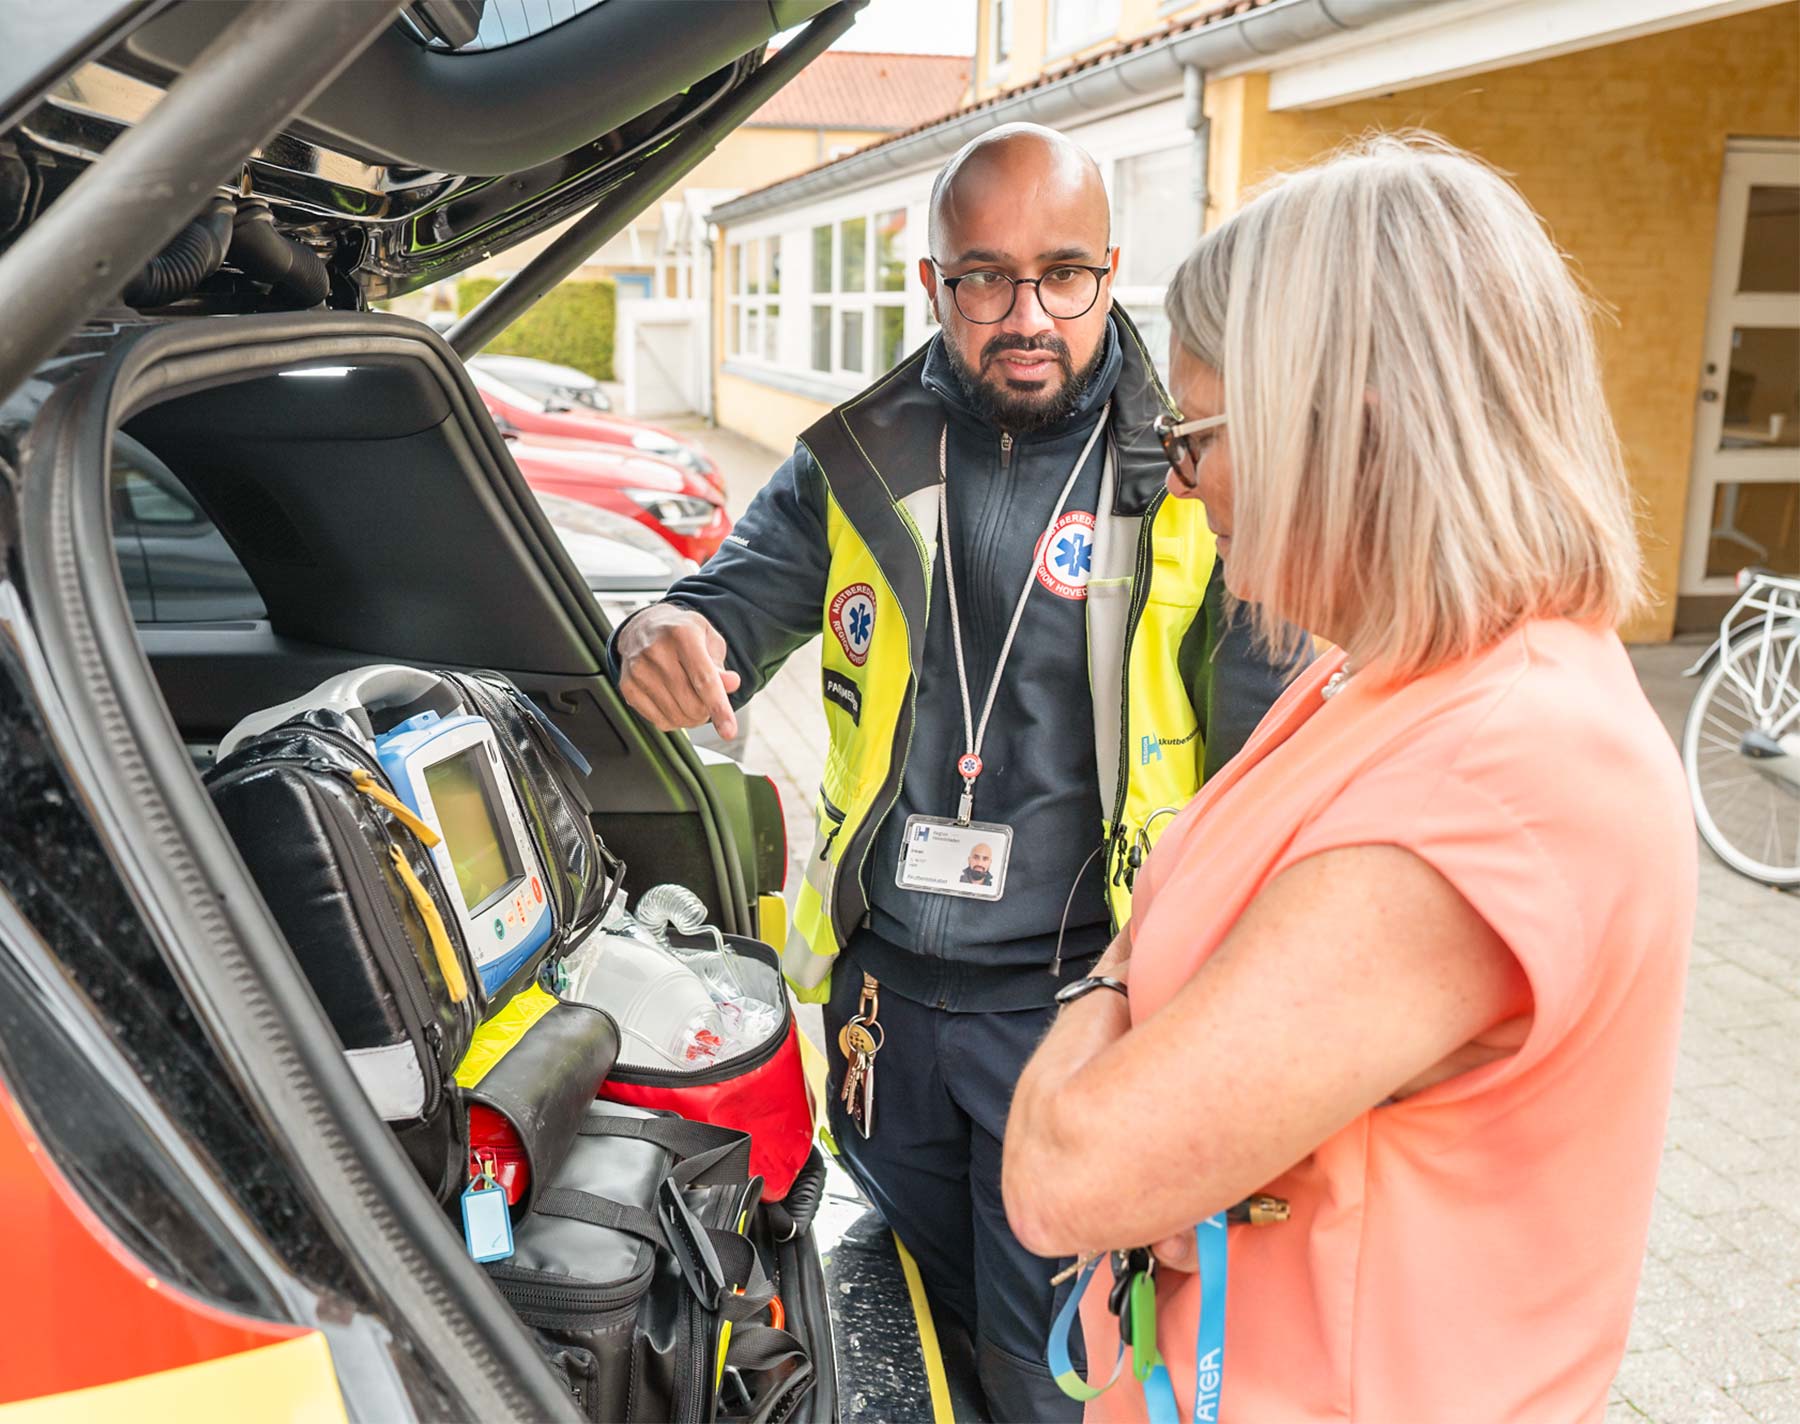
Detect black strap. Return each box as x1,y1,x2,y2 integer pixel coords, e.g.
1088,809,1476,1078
576,1112,754,1185
724,1323,808,1373
532,1187,666,1248
720,1335,815,1424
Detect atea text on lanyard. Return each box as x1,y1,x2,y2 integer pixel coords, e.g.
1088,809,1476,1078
1047,1213,1228,1422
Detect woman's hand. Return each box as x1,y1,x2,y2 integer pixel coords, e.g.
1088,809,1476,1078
1002,843,1532,1260
1092,924,1133,979
1151,1232,1198,1272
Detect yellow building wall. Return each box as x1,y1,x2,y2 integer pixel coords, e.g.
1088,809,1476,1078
454,125,890,285
1204,3,1800,641
687,126,890,193
715,370,832,455
978,0,1274,101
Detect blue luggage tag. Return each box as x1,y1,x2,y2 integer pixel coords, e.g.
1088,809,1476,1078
462,1157,515,1264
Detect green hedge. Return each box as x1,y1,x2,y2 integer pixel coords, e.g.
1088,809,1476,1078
456,277,617,382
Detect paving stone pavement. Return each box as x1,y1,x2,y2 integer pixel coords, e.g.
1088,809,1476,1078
670,416,1800,1420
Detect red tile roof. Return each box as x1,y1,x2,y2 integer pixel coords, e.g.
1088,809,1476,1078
747,51,972,132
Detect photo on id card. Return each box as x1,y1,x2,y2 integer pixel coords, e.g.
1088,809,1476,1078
896,815,1013,901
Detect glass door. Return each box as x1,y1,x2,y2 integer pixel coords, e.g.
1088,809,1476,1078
1681,143,1800,595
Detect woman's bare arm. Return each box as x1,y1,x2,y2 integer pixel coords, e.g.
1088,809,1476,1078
1001,843,1530,1259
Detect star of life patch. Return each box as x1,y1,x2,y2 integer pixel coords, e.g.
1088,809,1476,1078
828,583,877,667
1034,510,1096,601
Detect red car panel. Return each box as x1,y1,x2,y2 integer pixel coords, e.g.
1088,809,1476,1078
507,438,729,564
472,376,723,491
0,1082,305,1402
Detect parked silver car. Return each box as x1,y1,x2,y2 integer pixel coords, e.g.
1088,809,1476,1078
469,353,613,412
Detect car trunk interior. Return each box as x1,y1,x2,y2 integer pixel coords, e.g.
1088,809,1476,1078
39,311,835,1420
114,317,747,930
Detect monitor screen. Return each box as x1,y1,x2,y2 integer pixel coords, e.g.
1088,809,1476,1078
423,746,521,913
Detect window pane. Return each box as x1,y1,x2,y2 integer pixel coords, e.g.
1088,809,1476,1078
813,226,833,293
841,309,866,374
745,309,761,359
728,303,741,356
1704,481,1800,578
993,0,1012,62
840,217,867,293
113,443,264,624
876,209,907,292
877,306,906,371
765,239,781,297
764,303,780,363
1720,327,1800,448
747,238,761,296
811,306,832,372
1120,302,1171,383
119,468,199,525
1739,186,1799,294
1048,0,1119,51
1115,146,1198,289
730,243,742,296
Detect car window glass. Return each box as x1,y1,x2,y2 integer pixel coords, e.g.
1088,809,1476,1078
116,460,200,526
111,437,265,624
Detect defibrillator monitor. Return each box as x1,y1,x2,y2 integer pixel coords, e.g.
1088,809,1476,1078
374,710,553,993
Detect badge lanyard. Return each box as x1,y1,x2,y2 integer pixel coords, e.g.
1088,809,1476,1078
937,404,1110,825
1046,1212,1228,1422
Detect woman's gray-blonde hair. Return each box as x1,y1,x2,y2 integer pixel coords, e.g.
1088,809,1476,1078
1166,132,1644,679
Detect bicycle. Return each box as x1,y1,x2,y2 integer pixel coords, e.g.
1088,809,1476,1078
1681,568,1800,888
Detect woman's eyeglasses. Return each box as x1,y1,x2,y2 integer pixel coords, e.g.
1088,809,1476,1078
1154,411,1228,472
929,258,1113,324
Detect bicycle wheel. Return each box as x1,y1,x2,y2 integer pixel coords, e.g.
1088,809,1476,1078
1682,620,1800,887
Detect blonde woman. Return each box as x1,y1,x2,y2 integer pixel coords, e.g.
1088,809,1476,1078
1002,135,1696,1423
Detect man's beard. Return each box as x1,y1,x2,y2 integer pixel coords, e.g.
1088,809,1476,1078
946,330,1106,434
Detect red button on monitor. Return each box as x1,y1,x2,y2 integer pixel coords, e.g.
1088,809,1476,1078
531,876,543,904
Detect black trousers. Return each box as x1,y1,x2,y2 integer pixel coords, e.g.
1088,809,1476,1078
824,966,1084,1423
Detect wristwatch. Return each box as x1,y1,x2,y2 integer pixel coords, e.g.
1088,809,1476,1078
1053,974,1128,1007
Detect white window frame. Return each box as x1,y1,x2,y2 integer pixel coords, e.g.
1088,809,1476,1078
987,0,1013,80
726,236,782,367
810,209,911,383
1103,134,1202,384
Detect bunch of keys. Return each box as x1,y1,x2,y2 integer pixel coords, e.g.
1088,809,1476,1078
837,972,883,1138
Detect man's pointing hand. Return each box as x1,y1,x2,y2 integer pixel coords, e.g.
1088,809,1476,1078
615,604,742,742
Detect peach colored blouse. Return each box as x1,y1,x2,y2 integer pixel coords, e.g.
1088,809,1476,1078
1081,619,1695,1423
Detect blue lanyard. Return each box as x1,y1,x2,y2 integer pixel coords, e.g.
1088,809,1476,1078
1047,1212,1228,1421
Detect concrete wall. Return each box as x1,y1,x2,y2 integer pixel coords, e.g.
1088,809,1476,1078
1204,3,1800,641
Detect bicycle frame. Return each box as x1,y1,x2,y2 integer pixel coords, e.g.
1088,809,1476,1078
1683,573,1800,741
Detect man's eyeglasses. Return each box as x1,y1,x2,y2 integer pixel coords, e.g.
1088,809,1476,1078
1154,411,1227,472
929,257,1112,324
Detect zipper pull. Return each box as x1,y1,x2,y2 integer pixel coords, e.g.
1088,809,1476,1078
999,431,1013,468
351,768,441,847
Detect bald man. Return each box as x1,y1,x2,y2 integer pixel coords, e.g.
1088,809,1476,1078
613,124,1296,1417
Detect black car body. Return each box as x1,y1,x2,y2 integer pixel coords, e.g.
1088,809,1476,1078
0,3,860,1417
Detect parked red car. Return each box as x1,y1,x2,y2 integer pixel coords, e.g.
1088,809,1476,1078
508,435,730,564
470,364,724,492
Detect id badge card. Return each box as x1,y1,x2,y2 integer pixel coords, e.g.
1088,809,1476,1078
896,815,1013,901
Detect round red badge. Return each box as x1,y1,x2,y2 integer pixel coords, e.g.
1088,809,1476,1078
828,583,878,667
1034,510,1096,601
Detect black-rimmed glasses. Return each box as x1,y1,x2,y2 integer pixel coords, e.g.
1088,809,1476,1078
929,257,1112,324
1154,410,1228,472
